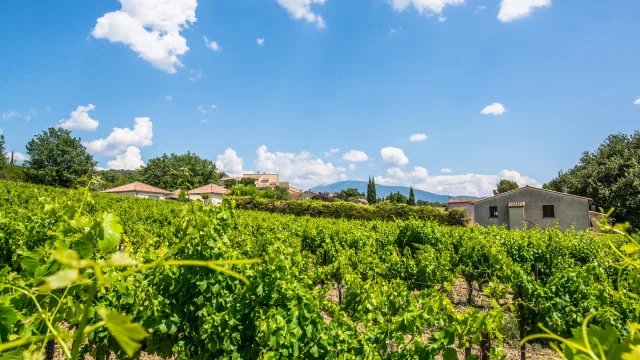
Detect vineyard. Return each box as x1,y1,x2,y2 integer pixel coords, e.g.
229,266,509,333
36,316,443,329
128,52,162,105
1,180,639,359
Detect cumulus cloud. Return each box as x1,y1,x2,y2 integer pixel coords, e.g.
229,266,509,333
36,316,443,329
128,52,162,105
256,38,265,46
86,117,153,156
388,0,464,15
481,102,507,115
324,148,340,157
2,111,21,119
380,147,409,167
342,150,369,162
92,0,197,74
58,104,100,131
216,148,244,177
276,0,326,28
375,168,540,197
634,97,640,105
440,168,453,174
409,133,428,142
203,35,221,52
255,145,344,187
107,146,144,170
498,0,551,22
5,152,29,164
348,164,356,171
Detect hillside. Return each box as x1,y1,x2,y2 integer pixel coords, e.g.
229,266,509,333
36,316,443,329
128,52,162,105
312,180,471,203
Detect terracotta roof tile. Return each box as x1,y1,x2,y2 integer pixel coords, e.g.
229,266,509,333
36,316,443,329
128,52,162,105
188,183,230,195
102,182,170,195
508,201,525,208
448,198,479,204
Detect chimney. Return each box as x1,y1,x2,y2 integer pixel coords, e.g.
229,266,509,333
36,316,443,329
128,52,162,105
562,184,567,194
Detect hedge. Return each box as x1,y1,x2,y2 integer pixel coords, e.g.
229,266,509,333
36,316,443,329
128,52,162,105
225,196,468,226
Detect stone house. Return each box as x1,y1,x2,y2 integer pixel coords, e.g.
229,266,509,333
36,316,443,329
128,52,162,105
447,198,479,226
102,181,170,200
186,183,230,205
472,186,592,231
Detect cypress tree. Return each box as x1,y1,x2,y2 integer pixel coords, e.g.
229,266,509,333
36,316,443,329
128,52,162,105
408,186,416,206
367,177,377,204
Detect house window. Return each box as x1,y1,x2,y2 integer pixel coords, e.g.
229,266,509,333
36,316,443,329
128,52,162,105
489,206,498,218
542,205,555,218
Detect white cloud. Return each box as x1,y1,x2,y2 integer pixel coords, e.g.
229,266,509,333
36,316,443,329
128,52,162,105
324,148,340,157
409,133,428,142
203,35,221,52
276,0,326,28
255,145,344,187
498,0,550,22
211,104,218,109
474,5,487,13
376,168,540,197
216,148,244,176
388,0,464,15
348,164,356,171
634,97,640,105
58,104,100,131
380,147,409,167
5,152,29,164
2,111,20,119
389,27,402,35
164,95,173,100
256,38,265,46
438,15,447,22
107,146,144,170
189,69,202,81
440,168,453,174
336,166,346,172
481,102,507,115
92,0,197,74
197,105,206,113
86,117,153,156
342,150,369,162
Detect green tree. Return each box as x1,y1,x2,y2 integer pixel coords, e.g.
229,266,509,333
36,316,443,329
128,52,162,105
0,135,7,168
367,177,377,204
337,188,365,201
230,184,258,196
139,152,219,190
408,186,416,206
544,131,640,228
273,186,292,200
224,178,238,189
240,178,256,187
24,127,96,188
493,179,519,195
385,191,408,204
96,169,140,189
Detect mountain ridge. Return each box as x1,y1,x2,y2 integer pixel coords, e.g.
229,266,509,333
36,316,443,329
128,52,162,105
311,181,474,203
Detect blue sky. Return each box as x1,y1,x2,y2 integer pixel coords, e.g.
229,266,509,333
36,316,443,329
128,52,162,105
1,0,638,196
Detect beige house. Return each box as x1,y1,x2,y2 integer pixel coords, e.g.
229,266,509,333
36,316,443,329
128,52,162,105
187,183,230,205
102,182,170,200
221,173,289,189
472,186,592,231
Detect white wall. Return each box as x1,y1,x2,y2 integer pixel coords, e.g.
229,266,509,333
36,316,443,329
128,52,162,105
187,193,224,205
111,191,167,200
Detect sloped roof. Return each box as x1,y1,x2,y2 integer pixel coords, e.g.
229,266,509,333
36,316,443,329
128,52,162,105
188,183,230,195
508,201,525,208
448,198,479,204
102,182,170,195
472,186,592,204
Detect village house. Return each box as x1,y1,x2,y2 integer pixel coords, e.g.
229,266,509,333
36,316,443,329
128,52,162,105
220,173,290,189
472,186,593,231
186,183,229,205
102,181,170,200
446,198,479,226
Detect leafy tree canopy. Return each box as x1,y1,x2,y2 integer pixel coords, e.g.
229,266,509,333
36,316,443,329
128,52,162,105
493,179,519,195
24,127,96,188
544,131,640,228
96,169,141,190
230,184,258,196
337,188,365,201
385,191,408,204
139,152,220,190
0,134,7,168
240,178,256,187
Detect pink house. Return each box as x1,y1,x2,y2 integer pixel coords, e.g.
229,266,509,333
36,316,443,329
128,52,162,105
447,197,479,226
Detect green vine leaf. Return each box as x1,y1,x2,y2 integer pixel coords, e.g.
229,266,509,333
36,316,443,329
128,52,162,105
42,268,79,291
98,308,148,357
0,304,20,343
98,213,122,253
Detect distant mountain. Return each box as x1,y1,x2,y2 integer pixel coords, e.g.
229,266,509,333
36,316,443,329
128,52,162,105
311,181,473,203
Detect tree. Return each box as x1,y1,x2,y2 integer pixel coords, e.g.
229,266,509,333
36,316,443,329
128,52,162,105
96,169,141,189
493,179,519,195
240,178,257,187
337,188,365,201
408,187,416,206
24,127,96,188
139,152,220,190
273,186,292,200
230,184,258,196
312,192,334,202
224,179,238,189
385,191,408,204
0,135,7,168
544,131,640,228
367,177,377,204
